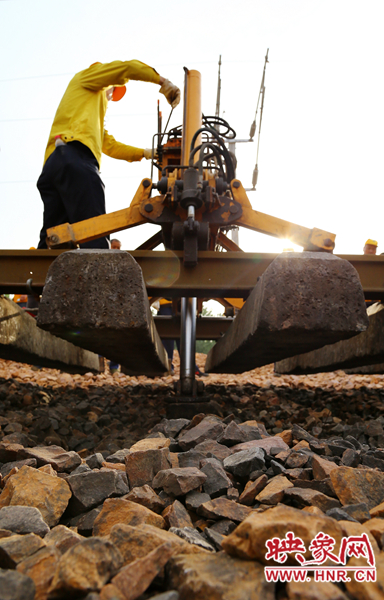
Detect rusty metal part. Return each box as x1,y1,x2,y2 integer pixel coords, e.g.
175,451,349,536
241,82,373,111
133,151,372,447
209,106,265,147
161,137,182,176
135,230,164,250
1,250,384,299
217,231,243,252
139,194,242,227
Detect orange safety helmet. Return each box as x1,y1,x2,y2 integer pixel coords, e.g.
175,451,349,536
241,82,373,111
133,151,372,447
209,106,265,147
112,86,126,101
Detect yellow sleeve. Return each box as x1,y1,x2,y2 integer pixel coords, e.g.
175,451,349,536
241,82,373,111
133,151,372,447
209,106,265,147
102,130,144,162
80,60,160,90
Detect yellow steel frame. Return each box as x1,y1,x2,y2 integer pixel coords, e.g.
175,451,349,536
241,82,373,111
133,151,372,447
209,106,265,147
46,176,335,252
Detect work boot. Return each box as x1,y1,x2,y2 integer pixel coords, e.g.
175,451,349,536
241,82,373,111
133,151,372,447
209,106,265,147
195,366,208,377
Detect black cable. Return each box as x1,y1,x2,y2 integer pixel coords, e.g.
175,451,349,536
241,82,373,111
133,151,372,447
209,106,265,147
197,144,225,178
202,115,236,139
198,152,224,173
189,126,235,182
189,142,223,167
189,142,226,178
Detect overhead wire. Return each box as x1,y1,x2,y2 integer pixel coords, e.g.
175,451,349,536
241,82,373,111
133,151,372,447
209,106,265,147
0,60,278,84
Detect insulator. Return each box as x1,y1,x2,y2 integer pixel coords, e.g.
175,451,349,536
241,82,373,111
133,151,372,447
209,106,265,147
252,164,259,189
249,120,256,140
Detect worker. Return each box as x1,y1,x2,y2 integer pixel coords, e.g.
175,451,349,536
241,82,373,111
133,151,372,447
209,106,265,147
13,294,28,308
36,60,180,249
110,238,122,250
363,239,378,255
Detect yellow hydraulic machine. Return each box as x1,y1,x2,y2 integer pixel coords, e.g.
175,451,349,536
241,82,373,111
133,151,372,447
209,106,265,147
45,67,336,396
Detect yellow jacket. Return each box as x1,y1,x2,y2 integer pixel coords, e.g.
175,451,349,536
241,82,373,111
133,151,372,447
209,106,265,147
43,60,160,167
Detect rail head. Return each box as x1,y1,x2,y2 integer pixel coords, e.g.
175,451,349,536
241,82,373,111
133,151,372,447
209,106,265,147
1,250,384,299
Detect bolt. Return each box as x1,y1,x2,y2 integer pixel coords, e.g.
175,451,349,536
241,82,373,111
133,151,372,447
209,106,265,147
232,181,240,189
50,235,59,244
144,203,153,213
229,205,238,214
143,179,151,188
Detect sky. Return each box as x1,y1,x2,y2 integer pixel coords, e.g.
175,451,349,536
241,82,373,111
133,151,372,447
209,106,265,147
1,0,383,255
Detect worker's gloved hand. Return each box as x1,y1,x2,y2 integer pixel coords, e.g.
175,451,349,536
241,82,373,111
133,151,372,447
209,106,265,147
160,79,181,108
143,148,158,160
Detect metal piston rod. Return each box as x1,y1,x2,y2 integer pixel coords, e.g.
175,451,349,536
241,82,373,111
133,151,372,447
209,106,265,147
179,204,198,395
180,296,197,395
177,70,202,396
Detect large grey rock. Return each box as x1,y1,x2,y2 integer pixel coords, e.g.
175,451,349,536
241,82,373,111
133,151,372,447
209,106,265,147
70,464,92,475
210,519,237,536
238,423,263,442
185,491,211,511
85,453,104,470
201,461,232,498
66,470,129,516
178,449,205,469
276,304,384,374
0,568,35,600
0,296,98,374
105,449,131,464
217,421,247,446
231,436,289,454
0,507,49,538
37,250,168,375
223,448,265,479
75,507,103,537
193,440,231,461
152,467,207,497
0,459,37,478
178,416,225,451
205,252,368,373
151,419,190,439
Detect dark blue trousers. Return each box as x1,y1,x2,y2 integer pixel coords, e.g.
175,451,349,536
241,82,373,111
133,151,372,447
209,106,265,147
37,141,109,249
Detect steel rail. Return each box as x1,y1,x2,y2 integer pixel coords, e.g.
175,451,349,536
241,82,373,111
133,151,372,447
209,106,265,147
1,250,384,299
